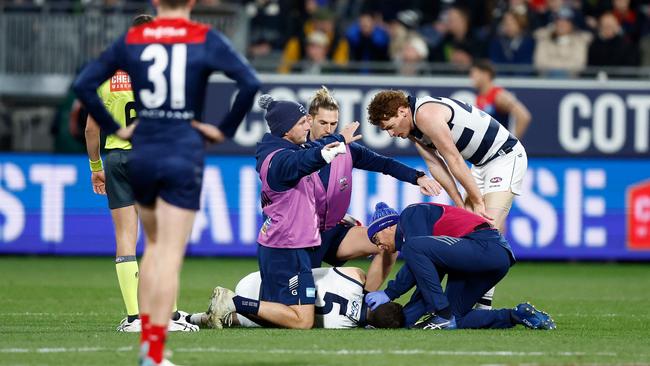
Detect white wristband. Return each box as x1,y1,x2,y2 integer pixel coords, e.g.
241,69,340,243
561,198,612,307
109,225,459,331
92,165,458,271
320,143,346,163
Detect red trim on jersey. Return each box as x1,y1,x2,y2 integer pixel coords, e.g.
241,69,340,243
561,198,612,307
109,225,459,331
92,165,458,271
476,86,503,110
125,18,209,44
109,70,132,92
427,203,489,238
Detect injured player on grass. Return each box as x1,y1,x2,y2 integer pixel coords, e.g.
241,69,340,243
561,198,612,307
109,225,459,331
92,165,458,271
187,267,404,329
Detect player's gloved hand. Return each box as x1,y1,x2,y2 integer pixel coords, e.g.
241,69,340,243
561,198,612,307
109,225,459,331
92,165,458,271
365,291,390,311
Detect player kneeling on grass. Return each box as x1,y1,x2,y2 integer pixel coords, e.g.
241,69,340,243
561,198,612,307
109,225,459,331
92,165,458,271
187,267,404,329
364,202,556,330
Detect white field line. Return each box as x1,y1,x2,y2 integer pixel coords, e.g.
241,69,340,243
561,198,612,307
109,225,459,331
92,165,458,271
2,312,641,317
0,346,619,357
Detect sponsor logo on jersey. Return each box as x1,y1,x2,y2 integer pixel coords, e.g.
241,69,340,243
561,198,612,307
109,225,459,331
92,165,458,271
306,287,316,298
338,177,349,191
490,177,503,183
143,26,188,39
110,70,132,92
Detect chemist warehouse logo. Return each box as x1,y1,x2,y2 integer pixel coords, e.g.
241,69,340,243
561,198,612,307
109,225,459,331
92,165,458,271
627,180,650,250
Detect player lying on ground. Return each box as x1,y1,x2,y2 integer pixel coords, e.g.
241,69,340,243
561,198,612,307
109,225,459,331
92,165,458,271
364,202,556,330
187,267,404,329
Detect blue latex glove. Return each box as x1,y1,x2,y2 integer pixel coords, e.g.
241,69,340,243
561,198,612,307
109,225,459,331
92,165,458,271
365,291,390,311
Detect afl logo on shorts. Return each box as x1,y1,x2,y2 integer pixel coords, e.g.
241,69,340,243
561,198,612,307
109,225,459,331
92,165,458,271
490,177,503,183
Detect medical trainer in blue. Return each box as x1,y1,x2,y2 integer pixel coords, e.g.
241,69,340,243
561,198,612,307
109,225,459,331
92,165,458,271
364,202,556,331
72,0,261,364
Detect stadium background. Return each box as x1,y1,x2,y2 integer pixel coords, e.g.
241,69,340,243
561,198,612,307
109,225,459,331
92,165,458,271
1,1,649,260
1,2,650,365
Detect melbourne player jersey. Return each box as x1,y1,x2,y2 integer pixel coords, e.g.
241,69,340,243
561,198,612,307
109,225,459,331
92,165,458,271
475,86,510,129
97,71,135,150
73,17,259,149
235,268,365,329
409,96,516,166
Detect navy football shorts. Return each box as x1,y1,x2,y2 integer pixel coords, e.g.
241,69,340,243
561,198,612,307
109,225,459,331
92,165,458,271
127,148,204,211
257,244,316,306
309,223,353,268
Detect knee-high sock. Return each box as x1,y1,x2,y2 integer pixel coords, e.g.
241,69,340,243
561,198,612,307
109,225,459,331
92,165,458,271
115,256,139,317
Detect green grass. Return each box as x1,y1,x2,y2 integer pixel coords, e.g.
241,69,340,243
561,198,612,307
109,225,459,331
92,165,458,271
1,257,649,366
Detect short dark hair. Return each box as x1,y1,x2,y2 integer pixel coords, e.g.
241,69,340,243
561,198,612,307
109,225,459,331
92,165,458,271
472,59,496,80
367,90,409,126
366,302,405,329
132,14,154,26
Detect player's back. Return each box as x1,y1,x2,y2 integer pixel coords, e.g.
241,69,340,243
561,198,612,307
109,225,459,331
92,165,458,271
89,17,257,153
413,96,514,166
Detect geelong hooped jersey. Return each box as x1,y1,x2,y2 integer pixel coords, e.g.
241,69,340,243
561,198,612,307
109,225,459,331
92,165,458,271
235,268,365,329
410,96,516,166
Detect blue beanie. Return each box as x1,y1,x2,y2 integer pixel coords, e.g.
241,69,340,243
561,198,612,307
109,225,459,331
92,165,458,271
258,94,308,137
367,202,400,240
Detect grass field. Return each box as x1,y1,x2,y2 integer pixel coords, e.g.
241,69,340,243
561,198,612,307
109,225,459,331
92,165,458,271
1,257,649,366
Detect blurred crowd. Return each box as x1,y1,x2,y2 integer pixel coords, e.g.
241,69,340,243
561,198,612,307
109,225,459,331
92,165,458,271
244,0,650,77
3,0,650,77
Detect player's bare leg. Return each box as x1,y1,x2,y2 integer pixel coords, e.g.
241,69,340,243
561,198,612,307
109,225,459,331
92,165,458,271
256,303,314,329
113,205,139,257
484,191,514,233
476,190,515,310
149,198,195,327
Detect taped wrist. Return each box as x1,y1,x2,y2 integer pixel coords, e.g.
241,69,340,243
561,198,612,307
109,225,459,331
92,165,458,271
89,158,103,172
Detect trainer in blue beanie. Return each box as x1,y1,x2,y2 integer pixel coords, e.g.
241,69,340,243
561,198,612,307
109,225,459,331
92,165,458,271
258,94,308,137
367,202,400,240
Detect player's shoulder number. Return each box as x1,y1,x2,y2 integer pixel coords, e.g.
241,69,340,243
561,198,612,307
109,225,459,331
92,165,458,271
139,44,187,110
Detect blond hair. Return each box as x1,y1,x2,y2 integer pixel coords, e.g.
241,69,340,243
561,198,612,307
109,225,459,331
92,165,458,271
308,86,339,116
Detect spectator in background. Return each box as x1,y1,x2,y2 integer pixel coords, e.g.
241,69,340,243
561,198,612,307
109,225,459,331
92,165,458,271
533,7,592,77
345,10,390,72
611,0,644,43
588,12,639,66
387,9,423,61
489,10,536,67
429,6,484,68
395,35,429,76
293,31,339,74
245,0,289,63
278,8,348,73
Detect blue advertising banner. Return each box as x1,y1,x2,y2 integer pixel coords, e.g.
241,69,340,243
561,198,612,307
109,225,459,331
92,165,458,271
1,154,649,260
204,74,650,157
